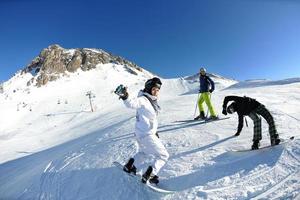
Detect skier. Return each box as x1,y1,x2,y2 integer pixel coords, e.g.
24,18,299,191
115,77,169,185
222,95,281,150
194,67,218,120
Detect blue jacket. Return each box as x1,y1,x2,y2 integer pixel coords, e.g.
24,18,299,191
199,75,215,93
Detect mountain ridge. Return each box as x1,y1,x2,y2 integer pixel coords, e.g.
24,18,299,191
21,44,152,87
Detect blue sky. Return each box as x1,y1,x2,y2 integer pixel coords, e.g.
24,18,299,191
0,0,300,82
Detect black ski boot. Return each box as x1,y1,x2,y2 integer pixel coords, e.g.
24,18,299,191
123,158,137,175
271,134,281,146
142,166,153,183
251,140,260,150
149,175,159,185
207,115,219,121
194,111,206,120
234,132,240,136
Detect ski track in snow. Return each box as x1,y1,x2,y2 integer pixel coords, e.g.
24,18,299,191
0,68,300,199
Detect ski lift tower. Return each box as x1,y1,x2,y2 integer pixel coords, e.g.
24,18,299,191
86,91,96,112
0,83,3,94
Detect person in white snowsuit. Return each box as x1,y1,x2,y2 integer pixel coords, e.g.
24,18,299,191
115,77,169,185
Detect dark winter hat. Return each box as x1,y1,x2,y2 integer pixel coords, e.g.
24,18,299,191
227,102,237,114
144,77,162,94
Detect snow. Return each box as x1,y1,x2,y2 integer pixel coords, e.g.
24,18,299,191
225,78,300,90
0,65,299,199
84,48,108,55
65,49,76,56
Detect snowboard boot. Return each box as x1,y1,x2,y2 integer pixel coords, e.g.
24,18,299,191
123,158,137,175
194,111,206,120
251,140,260,150
142,166,153,184
149,175,159,185
271,134,281,146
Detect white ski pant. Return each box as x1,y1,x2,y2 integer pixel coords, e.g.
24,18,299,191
134,134,169,175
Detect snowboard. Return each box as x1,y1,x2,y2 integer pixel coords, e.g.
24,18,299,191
231,136,295,152
174,117,230,124
113,161,174,194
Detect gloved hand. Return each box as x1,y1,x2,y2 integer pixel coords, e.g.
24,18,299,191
209,89,214,93
114,84,129,100
222,107,227,115
234,132,240,137
119,91,128,100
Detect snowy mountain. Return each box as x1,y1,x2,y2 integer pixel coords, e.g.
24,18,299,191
181,73,237,95
21,44,153,87
224,78,300,90
0,46,300,199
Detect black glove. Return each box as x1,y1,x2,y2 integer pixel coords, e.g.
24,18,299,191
209,89,214,93
119,91,128,100
234,132,240,137
222,108,227,115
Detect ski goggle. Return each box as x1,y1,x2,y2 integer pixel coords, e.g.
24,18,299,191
153,83,161,89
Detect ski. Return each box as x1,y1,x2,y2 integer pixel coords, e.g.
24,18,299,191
205,116,230,123
113,161,174,194
174,117,230,124
174,119,203,123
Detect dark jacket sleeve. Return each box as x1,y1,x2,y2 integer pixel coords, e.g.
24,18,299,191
237,113,244,134
222,96,240,109
207,76,215,91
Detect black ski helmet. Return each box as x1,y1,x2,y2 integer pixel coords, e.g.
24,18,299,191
144,77,162,94
227,102,237,114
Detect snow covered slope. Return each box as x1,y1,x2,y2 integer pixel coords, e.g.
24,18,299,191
0,64,152,163
0,66,300,200
225,78,300,90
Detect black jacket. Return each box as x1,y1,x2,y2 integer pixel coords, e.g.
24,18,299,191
222,96,261,134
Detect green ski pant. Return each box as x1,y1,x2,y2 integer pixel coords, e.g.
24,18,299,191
197,92,217,117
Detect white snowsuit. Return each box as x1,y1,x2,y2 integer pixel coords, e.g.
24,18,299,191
123,91,169,175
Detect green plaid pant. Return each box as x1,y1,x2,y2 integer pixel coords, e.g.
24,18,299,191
248,105,278,142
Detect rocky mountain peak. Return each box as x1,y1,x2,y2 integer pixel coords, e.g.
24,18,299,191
22,44,145,87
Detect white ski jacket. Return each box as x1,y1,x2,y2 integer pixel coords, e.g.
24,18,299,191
123,91,159,139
